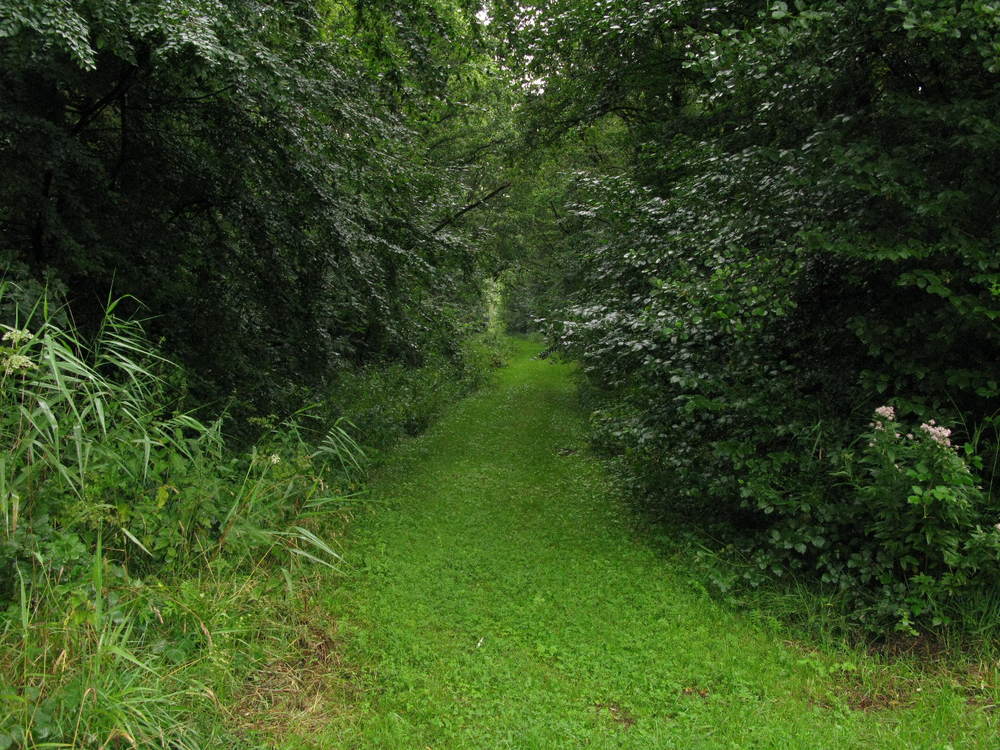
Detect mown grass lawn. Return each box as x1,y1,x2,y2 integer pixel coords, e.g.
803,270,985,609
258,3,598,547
266,337,997,749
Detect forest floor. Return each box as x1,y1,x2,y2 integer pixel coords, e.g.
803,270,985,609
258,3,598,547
261,337,997,749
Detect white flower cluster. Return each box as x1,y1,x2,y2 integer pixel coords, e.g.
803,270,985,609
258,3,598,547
2,327,33,346
3,353,36,375
871,405,896,432
870,406,955,449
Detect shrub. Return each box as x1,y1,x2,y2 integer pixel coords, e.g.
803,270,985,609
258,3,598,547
317,329,508,458
512,0,1000,636
839,407,1000,631
0,283,503,746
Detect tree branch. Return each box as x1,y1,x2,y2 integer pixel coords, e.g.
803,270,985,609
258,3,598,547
431,182,512,234
71,64,138,135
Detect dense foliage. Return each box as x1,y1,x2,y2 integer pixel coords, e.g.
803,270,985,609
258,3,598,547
4,0,1000,742
501,0,1000,631
0,281,502,746
0,2,517,744
0,0,503,416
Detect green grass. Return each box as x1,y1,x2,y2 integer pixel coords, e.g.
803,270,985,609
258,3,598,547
261,337,998,749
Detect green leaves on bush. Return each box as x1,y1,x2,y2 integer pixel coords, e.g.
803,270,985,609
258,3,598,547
506,0,1000,633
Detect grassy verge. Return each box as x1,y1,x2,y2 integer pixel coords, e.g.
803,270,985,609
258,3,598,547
0,289,505,749
271,336,998,749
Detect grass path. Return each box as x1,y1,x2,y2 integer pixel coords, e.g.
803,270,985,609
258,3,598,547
286,338,994,749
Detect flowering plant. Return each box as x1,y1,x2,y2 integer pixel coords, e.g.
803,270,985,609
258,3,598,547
0,326,37,377
847,405,1000,630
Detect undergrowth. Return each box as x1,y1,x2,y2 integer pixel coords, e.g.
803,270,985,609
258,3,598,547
0,283,504,748
590,411,1000,658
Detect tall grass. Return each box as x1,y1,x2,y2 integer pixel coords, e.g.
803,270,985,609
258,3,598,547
0,284,505,747
0,287,367,748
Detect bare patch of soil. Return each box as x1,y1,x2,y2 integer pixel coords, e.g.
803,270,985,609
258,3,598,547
233,619,360,741
594,702,637,728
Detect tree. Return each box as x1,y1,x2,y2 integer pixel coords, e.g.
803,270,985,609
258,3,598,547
0,0,502,417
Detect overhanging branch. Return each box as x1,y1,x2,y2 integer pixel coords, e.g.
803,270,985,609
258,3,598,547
431,182,512,234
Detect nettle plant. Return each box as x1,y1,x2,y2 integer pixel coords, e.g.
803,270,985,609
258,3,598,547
842,405,1000,631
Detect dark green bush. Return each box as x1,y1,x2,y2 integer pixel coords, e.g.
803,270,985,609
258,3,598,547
0,0,491,418
522,0,1000,632
555,164,1000,631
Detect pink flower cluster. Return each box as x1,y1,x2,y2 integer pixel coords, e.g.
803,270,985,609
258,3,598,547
871,405,896,432
874,405,896,421
868,406,955,448
920,420,952,447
